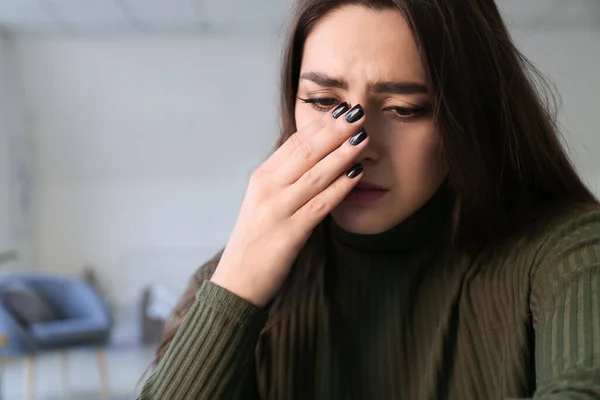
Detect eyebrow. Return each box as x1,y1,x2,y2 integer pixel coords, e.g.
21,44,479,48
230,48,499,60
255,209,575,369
299,71,428,95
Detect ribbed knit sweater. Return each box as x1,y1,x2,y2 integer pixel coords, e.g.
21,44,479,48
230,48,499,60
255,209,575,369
138,194,600,399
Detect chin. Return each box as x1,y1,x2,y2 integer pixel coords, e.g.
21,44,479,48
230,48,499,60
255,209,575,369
330,208,400,235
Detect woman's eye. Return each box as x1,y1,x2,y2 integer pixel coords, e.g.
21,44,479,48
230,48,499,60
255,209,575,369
394,107,416,116
299,97,428,120
386,106,427,121
298,97,340,112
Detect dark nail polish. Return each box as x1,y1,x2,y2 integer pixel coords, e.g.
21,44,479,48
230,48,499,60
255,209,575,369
346,164,363,179
349,128,367,146
331,102,349,119
345,104,364,123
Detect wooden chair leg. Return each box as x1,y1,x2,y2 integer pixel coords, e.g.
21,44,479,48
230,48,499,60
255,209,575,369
61,351,69,398
25,356,35,400
0,359,5,400
95,348,110,396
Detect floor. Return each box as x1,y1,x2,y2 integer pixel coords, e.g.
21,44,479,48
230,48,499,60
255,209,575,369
0,345,155,399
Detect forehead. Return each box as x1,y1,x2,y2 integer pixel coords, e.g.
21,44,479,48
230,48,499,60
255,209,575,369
300,5,426,84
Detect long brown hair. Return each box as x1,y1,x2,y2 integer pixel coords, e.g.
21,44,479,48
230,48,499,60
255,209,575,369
152,0,597,366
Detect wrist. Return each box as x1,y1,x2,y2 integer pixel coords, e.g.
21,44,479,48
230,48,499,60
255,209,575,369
209,274,270,308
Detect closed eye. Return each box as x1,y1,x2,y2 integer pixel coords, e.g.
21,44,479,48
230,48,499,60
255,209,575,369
384,106,429,122
297,97,340,112
298,97,430,122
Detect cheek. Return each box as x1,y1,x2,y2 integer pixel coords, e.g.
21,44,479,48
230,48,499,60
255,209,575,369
389,124,446,185
294,103,316,131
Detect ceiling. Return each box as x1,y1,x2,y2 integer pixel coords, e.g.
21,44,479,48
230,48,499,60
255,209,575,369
0,0,294,35
0,0,597,35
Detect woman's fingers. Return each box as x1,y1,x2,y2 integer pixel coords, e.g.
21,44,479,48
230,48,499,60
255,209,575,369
290,163,364,230
263,103,365,184
260,118,324,174
285,127,369,210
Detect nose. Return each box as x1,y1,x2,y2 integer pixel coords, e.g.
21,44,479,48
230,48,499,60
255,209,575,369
345,94,380,165
355,108,380,165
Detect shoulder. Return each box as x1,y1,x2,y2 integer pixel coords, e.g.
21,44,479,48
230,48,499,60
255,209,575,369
537,203,600,242
531,204,600,266
527,204,600,306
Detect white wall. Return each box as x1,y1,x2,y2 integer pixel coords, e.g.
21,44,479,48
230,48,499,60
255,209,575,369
511,27,600,190
10,25,600,308
14,35,281,306
0,32,33,268
0,35,11,258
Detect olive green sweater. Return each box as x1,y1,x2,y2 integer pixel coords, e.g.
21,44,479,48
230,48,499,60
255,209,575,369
138,196,600,399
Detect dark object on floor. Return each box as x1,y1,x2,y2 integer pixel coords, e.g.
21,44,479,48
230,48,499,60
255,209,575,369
140,287,166,345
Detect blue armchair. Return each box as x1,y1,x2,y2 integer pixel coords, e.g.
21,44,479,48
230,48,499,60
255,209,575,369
0,272,112,356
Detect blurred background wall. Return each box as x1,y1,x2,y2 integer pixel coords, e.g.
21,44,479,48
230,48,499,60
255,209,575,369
16,35,281,307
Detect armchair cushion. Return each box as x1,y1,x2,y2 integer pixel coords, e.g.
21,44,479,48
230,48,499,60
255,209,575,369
1,282,59,326
30,317,109,348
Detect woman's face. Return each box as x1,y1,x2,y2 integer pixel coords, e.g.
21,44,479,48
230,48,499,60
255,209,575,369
295,5,448,234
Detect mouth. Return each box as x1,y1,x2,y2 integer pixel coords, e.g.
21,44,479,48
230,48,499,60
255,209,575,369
344,181,389,204
354,181,387,191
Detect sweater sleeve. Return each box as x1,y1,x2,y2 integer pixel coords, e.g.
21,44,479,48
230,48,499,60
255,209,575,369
137,280,268,400
523,209,600,399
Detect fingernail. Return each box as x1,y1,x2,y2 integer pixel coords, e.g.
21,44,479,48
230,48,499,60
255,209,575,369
331,102,349,119
344,104,364,123
346,164,363,179
349,128,367,146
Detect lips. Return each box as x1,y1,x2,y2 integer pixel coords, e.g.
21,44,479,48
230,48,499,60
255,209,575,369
344,181,389,203
354,181,387,191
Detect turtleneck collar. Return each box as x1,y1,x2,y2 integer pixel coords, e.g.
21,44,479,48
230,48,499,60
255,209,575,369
328,186,454,253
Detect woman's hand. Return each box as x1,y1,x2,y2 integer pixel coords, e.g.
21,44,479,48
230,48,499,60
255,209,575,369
210,103,368,307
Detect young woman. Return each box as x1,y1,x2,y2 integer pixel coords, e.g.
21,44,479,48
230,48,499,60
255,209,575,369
139,0,600,398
